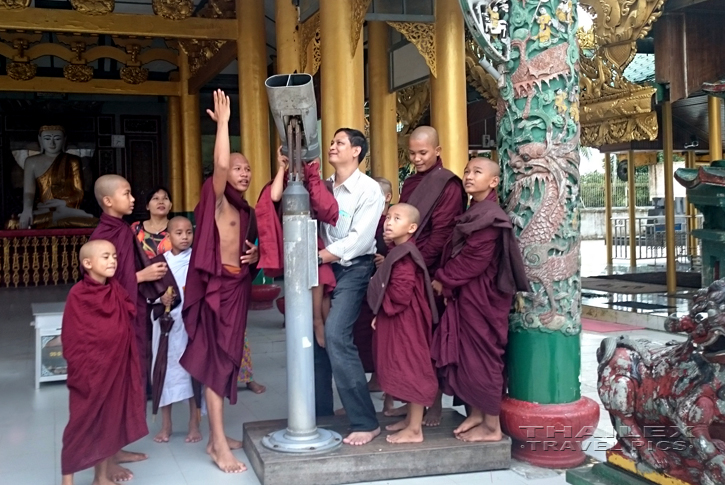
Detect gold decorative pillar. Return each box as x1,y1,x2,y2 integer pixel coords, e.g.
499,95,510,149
167,96,184,208
430,0,468,177
709,96,723,161
604,153,613,267
237,0,271,203
627,149,636,268
354,32,366,173
686,150,698,258
179,52,202,211
275,0,299,73
320,0,365,178
663,101,677,294
368,21,399,201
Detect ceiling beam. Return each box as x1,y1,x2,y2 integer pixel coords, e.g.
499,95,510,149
187,41,238,94
0,8,237,40
0,76,181,96
664,0,710,11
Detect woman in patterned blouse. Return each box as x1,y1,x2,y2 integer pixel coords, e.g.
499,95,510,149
131,186,173,258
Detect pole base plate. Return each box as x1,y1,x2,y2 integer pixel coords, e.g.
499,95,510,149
261,427,342,454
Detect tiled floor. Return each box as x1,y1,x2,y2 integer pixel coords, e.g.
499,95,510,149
0,283,686,485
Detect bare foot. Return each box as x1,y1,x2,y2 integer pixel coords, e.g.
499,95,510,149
208,443,247,473
106,463,133,482
453,414,484,435
334,407,347,416
385,419,409,432
387,427,424,444
314,320,326,348
422,404,442,427
186,426,203,443
384,405,408,417
246,381,266,394
226,436,243,449
343,427,381,446
93,477,121,485
154,425,172,443
115,450,147,463
457,423,503,442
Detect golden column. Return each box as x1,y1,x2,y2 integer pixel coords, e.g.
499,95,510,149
275,0,299,73
627,149,636,268
368,21,399,202
237,0,271,203
430,0,468,177
604,153,613,267
167,96,184,208
709,95,723,161
354,33,366,173
663,101,677,294
179,52,202,212
320,0,365,178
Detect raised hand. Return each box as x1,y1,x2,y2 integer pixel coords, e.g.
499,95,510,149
276,146,289,172
206,89,231,124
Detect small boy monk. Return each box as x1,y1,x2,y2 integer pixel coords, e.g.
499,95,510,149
151,216,201,444
90,174,167,481
180,89,259,474
430,158,529,442
367,203,439,444
61,240,148,485
261,146,339,348
358,177,392,392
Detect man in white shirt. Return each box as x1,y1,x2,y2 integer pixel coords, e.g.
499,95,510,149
315,128,385,446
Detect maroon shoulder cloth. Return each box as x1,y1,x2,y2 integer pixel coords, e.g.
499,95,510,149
180,178,258,404
61,275,147,475
402,158,462,235
367,239,438,324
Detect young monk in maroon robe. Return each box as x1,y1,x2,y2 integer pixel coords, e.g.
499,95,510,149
90,174,167,481
179,89,259,474
367,203,438,443
356,176,392,387
431,158,529,442
257,145,339,348
391,125,466,425
61,240,148,485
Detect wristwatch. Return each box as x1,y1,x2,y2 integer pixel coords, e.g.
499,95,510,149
318,255,324,266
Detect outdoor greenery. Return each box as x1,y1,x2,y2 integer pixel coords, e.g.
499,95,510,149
580,167,651,207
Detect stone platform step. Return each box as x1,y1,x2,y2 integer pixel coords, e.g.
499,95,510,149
243,410,511,485
583,305,668,331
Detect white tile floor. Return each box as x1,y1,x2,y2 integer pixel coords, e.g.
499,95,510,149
0,283,686,485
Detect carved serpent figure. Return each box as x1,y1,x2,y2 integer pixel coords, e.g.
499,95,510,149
597,279,725,485
505,127,580,328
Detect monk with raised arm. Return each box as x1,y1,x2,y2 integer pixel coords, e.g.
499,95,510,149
180,89,259,474
431,158,529,442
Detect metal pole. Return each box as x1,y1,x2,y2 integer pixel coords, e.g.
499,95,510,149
261,125,342,454
663,101,677,295
628,149,637,268
604,153,613,268
685,151,698,259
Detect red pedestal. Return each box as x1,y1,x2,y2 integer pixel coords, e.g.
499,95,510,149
250,284,282,311
275,297,285,315
500,396,600,468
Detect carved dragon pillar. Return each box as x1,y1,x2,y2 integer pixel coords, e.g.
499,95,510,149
460,0,598,467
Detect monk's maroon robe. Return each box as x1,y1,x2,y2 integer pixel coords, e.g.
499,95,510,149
180,178,258,404
367,240,439,406
61,275,147,475
256,160,337,292
353,214,387,372
399,158,466,276
90,213,153,388
431,191,529,415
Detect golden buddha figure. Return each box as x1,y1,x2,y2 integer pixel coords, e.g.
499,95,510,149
19,125,97,229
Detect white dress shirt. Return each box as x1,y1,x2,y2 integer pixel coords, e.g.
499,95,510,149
321,169,385,266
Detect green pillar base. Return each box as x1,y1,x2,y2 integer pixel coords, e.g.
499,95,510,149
567,463,657,485
507,330,581,404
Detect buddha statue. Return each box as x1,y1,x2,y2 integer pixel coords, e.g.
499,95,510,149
19,126,96,229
